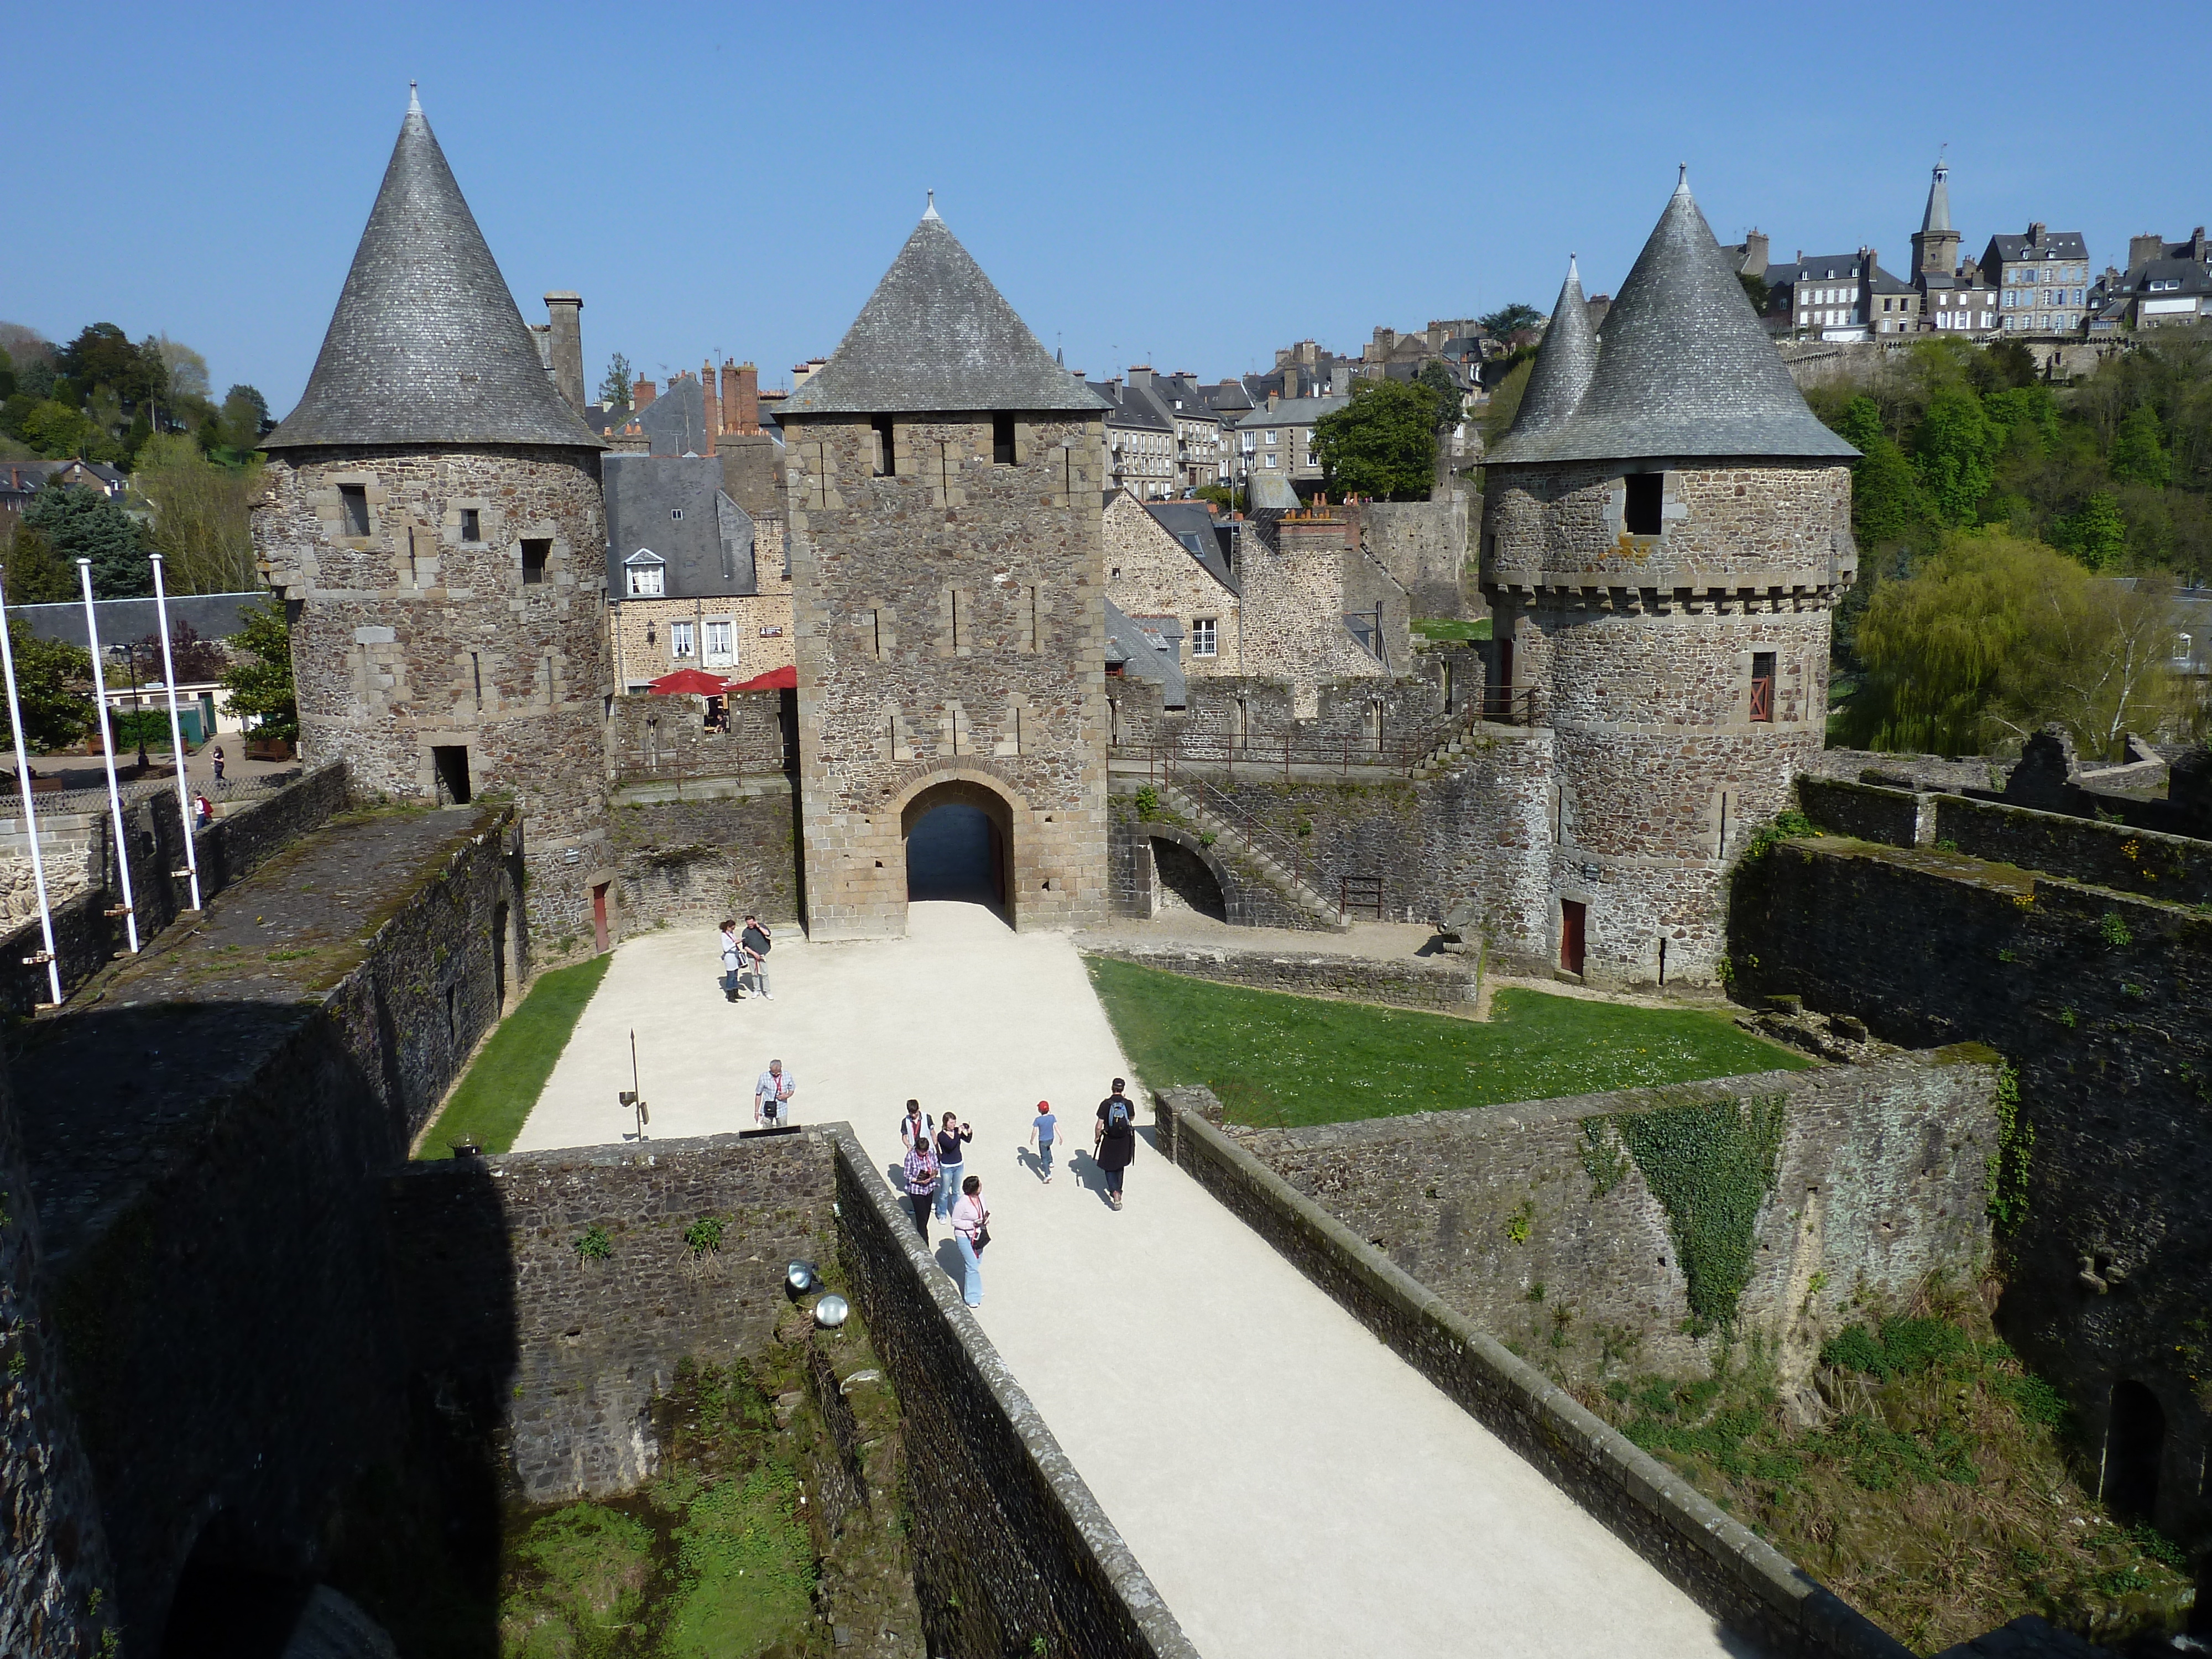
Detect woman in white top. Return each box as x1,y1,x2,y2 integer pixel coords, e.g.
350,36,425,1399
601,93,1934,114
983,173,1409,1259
718,920,744,1001
950,1175,988,1308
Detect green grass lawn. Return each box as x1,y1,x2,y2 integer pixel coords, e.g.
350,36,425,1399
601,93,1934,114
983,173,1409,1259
1412,617,1491,643
416,953,612,1157
1084,958,1810,1128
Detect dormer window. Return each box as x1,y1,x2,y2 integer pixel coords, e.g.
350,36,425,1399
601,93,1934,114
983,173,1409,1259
624,549,666,598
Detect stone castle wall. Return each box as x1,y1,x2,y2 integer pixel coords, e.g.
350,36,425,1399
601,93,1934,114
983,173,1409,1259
785,414,1110,937
252,444,614,938
610,782,803,929
1731,837,2212,1541
1346,494,1469,619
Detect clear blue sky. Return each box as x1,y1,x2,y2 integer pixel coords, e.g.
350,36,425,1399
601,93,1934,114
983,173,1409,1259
6,1,2203,414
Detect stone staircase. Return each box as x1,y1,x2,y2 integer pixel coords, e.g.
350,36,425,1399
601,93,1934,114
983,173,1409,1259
1141,775,1350,932
1407,702,1489,779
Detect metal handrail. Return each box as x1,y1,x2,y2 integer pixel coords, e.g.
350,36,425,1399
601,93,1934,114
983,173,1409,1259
1157,762,1318,893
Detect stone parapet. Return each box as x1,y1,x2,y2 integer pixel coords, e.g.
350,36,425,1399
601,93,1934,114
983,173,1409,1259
1081,938,1479,1014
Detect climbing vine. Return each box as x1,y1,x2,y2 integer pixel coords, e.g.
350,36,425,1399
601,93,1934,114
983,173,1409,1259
1984,1063,2032,1233
1577,1119,1631,1197
1607,1093,1787,1333
1739,809,1817,864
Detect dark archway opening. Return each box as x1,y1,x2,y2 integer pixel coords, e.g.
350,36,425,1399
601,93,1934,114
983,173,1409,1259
161,1520,312,1659
1152,837,1227,921
2102,1379,2164,1524
903,781,1010,917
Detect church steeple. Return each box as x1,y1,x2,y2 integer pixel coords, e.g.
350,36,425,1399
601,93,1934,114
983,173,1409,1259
265,88,599,450
1912,157,1963,281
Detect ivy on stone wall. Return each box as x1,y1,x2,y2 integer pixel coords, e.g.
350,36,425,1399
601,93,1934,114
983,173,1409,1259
1605,1093,1788,1333
1984,1063,2032,1233
1577,1119,1631,1196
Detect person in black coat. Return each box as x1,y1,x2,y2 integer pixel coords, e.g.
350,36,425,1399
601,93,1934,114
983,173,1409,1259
1095,1078,1138,1210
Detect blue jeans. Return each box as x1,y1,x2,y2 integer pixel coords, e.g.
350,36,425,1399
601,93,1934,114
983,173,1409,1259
1037,1139,1054,1177
936,1162,964,1219
955,1231,982,1306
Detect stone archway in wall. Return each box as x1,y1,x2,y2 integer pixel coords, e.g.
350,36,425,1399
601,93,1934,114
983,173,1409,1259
900,776,1016,926
1148,830,1229,922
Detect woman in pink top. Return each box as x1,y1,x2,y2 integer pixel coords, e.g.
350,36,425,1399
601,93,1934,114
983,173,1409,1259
950,1175,988,1307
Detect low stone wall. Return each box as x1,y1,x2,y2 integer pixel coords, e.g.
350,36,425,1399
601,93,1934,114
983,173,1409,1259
387,1130,835,1503
608,688,791,778
1216,1055,1995,1385
1796,776,1924,848
829,1128,1197,1659
194,759,351,891
1151,1090,1910,1659
1798,748,2007,794
1929,792,2212,904
610,780,802,930
1081,940,1479,1014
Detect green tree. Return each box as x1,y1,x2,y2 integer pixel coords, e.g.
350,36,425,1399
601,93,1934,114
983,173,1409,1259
55,323,165,411
1415,359,1464,426
202,385,270,462
2108,406,2172,487
134,432,265,593
221,597,297,742
1737,270,1771,314
599,353,634,413
1,622,94,754
1478,304,1544,341
2049,493,2127,570
23,481,151,598
17,400,92,458
1912,387,2000,525
1312,379,1442,500
3,525,77,604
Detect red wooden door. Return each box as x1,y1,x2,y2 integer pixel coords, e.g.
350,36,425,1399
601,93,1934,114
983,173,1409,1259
592,883,610,954
1559,899,1587,976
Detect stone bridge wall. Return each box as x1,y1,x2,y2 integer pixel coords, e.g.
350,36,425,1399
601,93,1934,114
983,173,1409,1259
1731,837,2212,1542
1081,939,1479,1014
609,780,803,932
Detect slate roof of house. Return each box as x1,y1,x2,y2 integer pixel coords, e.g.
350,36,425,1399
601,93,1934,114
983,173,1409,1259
1145,500,1240,594
1103,596,1186,707
1509,257,1598,442
2118,258,2212,298
602,454,757,600
1247,468,1301,510
266,91,601,451
1984,229,2090,264
612,377,711,456
1489,174,1858,466
779,208,1107,416
1097,380,1171,431
1233,395,1347,430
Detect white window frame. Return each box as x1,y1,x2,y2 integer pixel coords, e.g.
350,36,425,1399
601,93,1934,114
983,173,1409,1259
703,619,735,664
624,551,666,597
1191,617,1217,658
669,619,696,659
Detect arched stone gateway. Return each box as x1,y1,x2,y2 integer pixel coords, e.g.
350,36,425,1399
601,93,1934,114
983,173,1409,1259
1149,832,1229,921
904,778,1012,916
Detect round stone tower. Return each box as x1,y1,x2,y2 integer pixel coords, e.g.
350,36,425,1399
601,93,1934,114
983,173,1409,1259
1480,173,1859,987
253,89,613,942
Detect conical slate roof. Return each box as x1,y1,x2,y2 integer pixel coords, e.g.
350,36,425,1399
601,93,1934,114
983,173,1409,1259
780,206,1107,416
265,91,601,451
1920,160,1953,236
1506,257,1598,443
1489,174,1856,466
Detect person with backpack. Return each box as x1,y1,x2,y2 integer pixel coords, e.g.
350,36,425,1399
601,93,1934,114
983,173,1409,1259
1029,1100,1059,1184
740,914,774,1000
1095,1079,1138,1210
899,1099,933,1152
718,920,745,1001
901,1132,941,1240
934,1112,974,1220
950,1175,989,1307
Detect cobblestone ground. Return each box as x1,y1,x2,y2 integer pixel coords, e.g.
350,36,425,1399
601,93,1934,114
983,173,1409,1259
517,902,1749,1658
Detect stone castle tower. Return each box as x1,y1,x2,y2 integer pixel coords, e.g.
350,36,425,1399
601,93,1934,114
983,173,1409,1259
1481,174,1859,986
1911,158,1962,283
253,90,613,940
780,206,1112,938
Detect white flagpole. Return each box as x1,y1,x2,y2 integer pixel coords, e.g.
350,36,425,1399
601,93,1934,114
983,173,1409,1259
77,560,139,954
0,572,65,1007
149,556,202,911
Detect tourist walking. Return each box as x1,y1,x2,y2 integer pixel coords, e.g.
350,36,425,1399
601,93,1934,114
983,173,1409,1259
901,1133,940,1240
718,920,745,1001
934,1112,973,1220
754,1059,794,1126
950,1175,988,1307
900,1098,933,1152
1095,1078,1137,1210
211,745,225,783
740,914,774,1000
1029,1100,1058,1184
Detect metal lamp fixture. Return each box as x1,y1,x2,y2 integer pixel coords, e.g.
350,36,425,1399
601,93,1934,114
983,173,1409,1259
812,1293,849,1330
786,1260,818,1294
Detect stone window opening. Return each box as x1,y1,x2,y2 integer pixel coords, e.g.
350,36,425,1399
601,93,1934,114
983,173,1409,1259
1192,617,1217,658
1751,652,1777,722
521,538,550,586
2101,1380,2164,1524
1623,473,1663,536
339,483,370,538
993,415,1017,465
873,416,897,477
471,651,484,709
405,525,424,587
460,508,481,542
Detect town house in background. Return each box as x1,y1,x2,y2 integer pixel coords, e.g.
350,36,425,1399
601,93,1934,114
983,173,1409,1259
1984,223,2091,334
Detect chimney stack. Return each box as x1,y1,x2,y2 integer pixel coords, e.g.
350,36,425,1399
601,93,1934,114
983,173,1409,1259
2028,222,2047,247
633,375,656,410
543,292,585,413
700,359,719,456
1743,229,1770,274
2130,233,2164,271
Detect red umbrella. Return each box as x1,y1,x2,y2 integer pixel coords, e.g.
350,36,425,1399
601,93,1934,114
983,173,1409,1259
648,668,732,696
727,665,796,692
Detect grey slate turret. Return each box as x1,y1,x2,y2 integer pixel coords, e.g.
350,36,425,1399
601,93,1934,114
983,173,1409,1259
1508,257,1599,444
779,206,1107,416
1489,173,1856,466
264,89,602,452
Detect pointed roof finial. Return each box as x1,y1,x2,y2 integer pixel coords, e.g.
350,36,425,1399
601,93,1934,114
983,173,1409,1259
1676,164,1689,194
408,80,421,115
1568,252,1579,282
922,189,940,222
